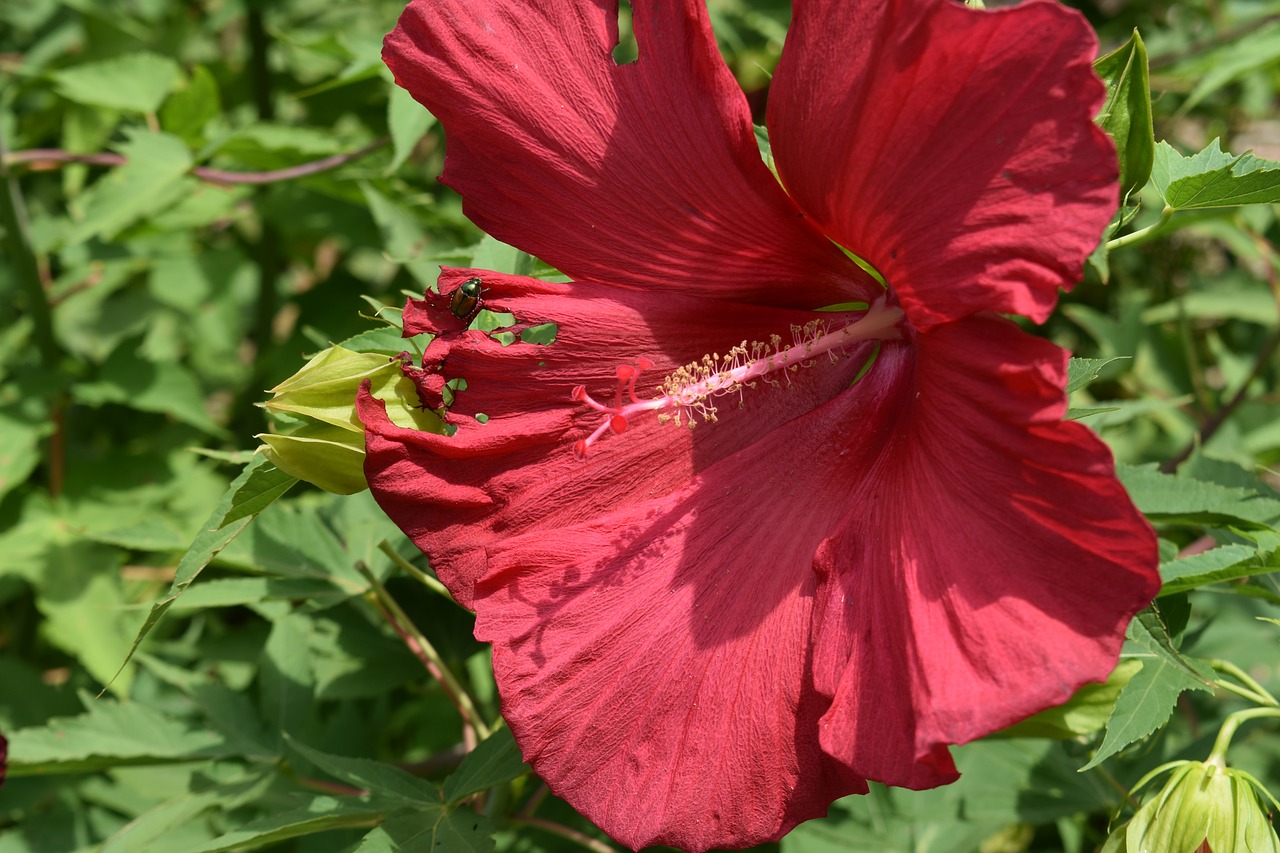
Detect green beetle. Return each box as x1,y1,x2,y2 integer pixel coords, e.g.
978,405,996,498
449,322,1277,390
449,277,484,321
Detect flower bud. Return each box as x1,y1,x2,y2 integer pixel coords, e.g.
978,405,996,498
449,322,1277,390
1102,760,1280,853
257,344,444,493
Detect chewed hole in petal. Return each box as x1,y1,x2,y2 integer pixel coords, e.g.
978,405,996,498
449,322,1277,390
612,0,639,65
520,323,559,345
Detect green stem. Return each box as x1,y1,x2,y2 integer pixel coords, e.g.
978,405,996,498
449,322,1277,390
1215,680,1274,707
1208,707,1280,765
378,540,453,601
1209,658,1280,706
1107,206,1174,251
4,139,389,185
353,561,489,742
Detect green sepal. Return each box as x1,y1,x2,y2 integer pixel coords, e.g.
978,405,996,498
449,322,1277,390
1094,30,1154,202
259,428,368,496
257,343,446,494
261,346,403,431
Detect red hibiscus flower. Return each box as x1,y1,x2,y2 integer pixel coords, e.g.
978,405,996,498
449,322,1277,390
369,0,1161,850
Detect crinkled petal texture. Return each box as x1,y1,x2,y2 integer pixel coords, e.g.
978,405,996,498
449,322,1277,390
362,275,879,609
809,317,1157,791
383,0,877,308
363,288,1158,851
769,0,1118,328
371,0,1158,850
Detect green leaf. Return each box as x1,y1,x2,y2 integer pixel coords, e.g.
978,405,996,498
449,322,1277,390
386,85,436,174
1151,139,1280,210
1140,287,1278,326
0,404,52,502
1118,464,1280,527
1127,606,1217,687
260,612,316,743
469,235,535,277
72,346,229,438
99,773,275,853
754,123,775,172
165,576,340,610
1159,543,1271,595
1066,356,1130,394
1093,31,1154,200
219,459,298,528
443,726,528,805
362,183,437,287
217,501,366,590
35,544,143,694
135,654,277,758
53,52,181,113
1180,21,1280,111
160,65,221,143
64,129,193,245
1066,405,1121,420
1081,655,1211,771
355,809,495,853
178,795,396,853
6,697,233,776
113,456,279,682
288,738,439,806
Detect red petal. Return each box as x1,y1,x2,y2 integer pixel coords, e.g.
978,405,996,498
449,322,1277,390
401,269,489,336
470,362,918,850
768,0,1117,327
383,0,876,308
361,277,878,608
809,317,1158,788
364,296,1156,848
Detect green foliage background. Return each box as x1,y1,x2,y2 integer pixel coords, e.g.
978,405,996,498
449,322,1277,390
2,0,1280,851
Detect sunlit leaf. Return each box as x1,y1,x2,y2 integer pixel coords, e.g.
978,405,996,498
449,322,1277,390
1151,139,1280,210
1093,30,1154,200
53,52,181,113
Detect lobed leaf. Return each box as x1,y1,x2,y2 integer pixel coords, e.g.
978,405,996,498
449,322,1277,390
53,52,181,113
1151,139,1280,210
7,698,235,776
1066,356,1130,394
288,737,439,806
1118,464,1280,527
1159,543,1271,595
1080,656,1211,771
63,129,193,245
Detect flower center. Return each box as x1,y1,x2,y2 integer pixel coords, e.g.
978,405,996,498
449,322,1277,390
570,297,905,457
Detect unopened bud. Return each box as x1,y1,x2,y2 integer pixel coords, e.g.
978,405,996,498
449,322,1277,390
1102,760,1280,853
257,344,444,493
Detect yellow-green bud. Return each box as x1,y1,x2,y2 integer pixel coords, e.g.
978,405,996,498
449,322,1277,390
1102,760,1280,853
256,344,444,494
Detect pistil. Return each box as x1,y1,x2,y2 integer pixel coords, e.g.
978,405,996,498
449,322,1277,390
571,297,904,457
